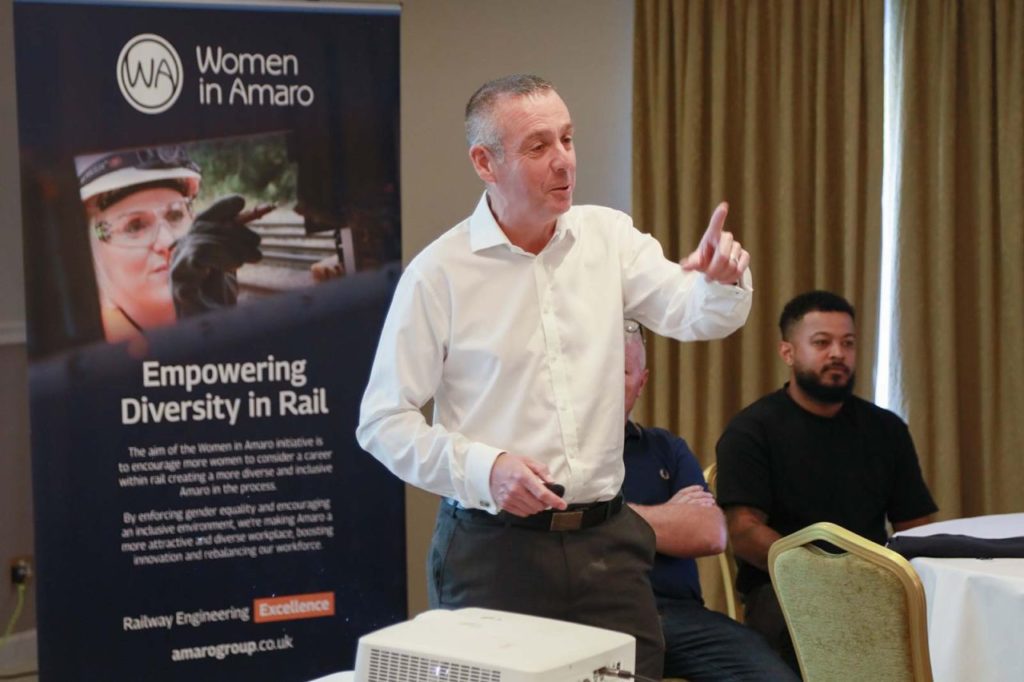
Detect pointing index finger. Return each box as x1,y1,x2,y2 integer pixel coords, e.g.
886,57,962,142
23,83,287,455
704,201,729,244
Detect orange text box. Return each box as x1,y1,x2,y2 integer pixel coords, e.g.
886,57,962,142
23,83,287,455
253,591,335,624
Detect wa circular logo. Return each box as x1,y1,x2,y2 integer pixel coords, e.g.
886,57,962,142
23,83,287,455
116,34,183,114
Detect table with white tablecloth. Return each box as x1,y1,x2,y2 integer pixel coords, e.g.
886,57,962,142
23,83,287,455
893,513,1024,682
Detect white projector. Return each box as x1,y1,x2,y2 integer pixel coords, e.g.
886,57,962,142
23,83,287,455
353,608,635,682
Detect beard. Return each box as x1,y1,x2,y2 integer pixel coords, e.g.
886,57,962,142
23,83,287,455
794,365,856,404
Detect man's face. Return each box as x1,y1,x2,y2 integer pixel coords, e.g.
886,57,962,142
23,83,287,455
780,311,857,403
624,336,649,421
475,90,576,230
87,186,191,325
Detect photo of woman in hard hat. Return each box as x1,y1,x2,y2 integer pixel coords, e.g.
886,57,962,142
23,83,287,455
76,144,265,342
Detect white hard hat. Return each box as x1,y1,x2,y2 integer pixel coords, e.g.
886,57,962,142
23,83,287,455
76,145,201,202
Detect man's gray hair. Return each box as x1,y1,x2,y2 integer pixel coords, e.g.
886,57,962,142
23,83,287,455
465,74,556,157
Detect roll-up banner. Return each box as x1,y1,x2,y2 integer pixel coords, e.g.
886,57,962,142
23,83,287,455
13,1,404,679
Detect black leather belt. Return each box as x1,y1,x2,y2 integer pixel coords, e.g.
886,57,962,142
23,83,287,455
446,494,624,532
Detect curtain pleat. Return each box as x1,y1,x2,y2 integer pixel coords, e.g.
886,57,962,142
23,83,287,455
633,0,883,477
891,0,1024,517
633,0,884,615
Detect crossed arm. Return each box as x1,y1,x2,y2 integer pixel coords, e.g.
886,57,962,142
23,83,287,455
630,485,727,558
726,505,936,571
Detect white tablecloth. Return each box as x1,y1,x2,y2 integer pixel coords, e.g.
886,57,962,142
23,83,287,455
894,513,1024,682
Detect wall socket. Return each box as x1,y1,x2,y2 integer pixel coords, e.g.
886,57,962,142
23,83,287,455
10,556,32,587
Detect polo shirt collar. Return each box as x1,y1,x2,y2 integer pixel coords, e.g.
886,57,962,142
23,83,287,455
468,191,577,253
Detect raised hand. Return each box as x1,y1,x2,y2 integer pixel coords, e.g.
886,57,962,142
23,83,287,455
680,202,749,284
170,195,266,317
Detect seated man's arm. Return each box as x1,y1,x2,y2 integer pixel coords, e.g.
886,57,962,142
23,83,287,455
716,411,779,572
887,418,939,533
630,485,727,558
725,505,781,572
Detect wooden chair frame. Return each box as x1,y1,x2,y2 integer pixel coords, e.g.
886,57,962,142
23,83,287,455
702,462,741,622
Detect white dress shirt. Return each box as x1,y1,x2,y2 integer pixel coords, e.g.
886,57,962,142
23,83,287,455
357,193,752,511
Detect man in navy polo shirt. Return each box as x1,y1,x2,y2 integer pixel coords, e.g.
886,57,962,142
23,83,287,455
622,320,796,681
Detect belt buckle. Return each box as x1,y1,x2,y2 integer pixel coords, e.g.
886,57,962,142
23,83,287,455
549,510,584,531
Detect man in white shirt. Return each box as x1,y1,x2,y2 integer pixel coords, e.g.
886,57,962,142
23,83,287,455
357,74,752,679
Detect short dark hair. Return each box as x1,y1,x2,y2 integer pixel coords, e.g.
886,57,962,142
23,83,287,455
779,290,855,339
465,74,556,155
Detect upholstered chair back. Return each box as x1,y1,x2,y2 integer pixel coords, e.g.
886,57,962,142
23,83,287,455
768,522,932,682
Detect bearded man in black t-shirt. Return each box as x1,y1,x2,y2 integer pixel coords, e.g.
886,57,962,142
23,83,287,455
715,290,938,675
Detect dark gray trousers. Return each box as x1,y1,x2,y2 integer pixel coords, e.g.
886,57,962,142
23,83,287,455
659,596,800,681
742,582,802,678
428,502,665,680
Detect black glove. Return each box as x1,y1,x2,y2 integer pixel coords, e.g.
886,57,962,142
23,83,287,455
170,195,263,318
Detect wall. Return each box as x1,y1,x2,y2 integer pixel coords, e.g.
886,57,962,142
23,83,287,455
0,0,34,634
0,0,634,626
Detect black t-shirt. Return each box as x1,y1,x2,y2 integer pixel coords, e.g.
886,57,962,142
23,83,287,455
715,386,938,593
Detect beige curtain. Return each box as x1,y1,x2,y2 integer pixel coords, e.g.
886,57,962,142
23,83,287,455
633,0,884,614
633,0,884,464
891,0,1024,517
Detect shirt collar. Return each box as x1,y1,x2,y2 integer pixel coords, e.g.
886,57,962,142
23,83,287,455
468,192,508,252
625,419,642,442
468,191,577,253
